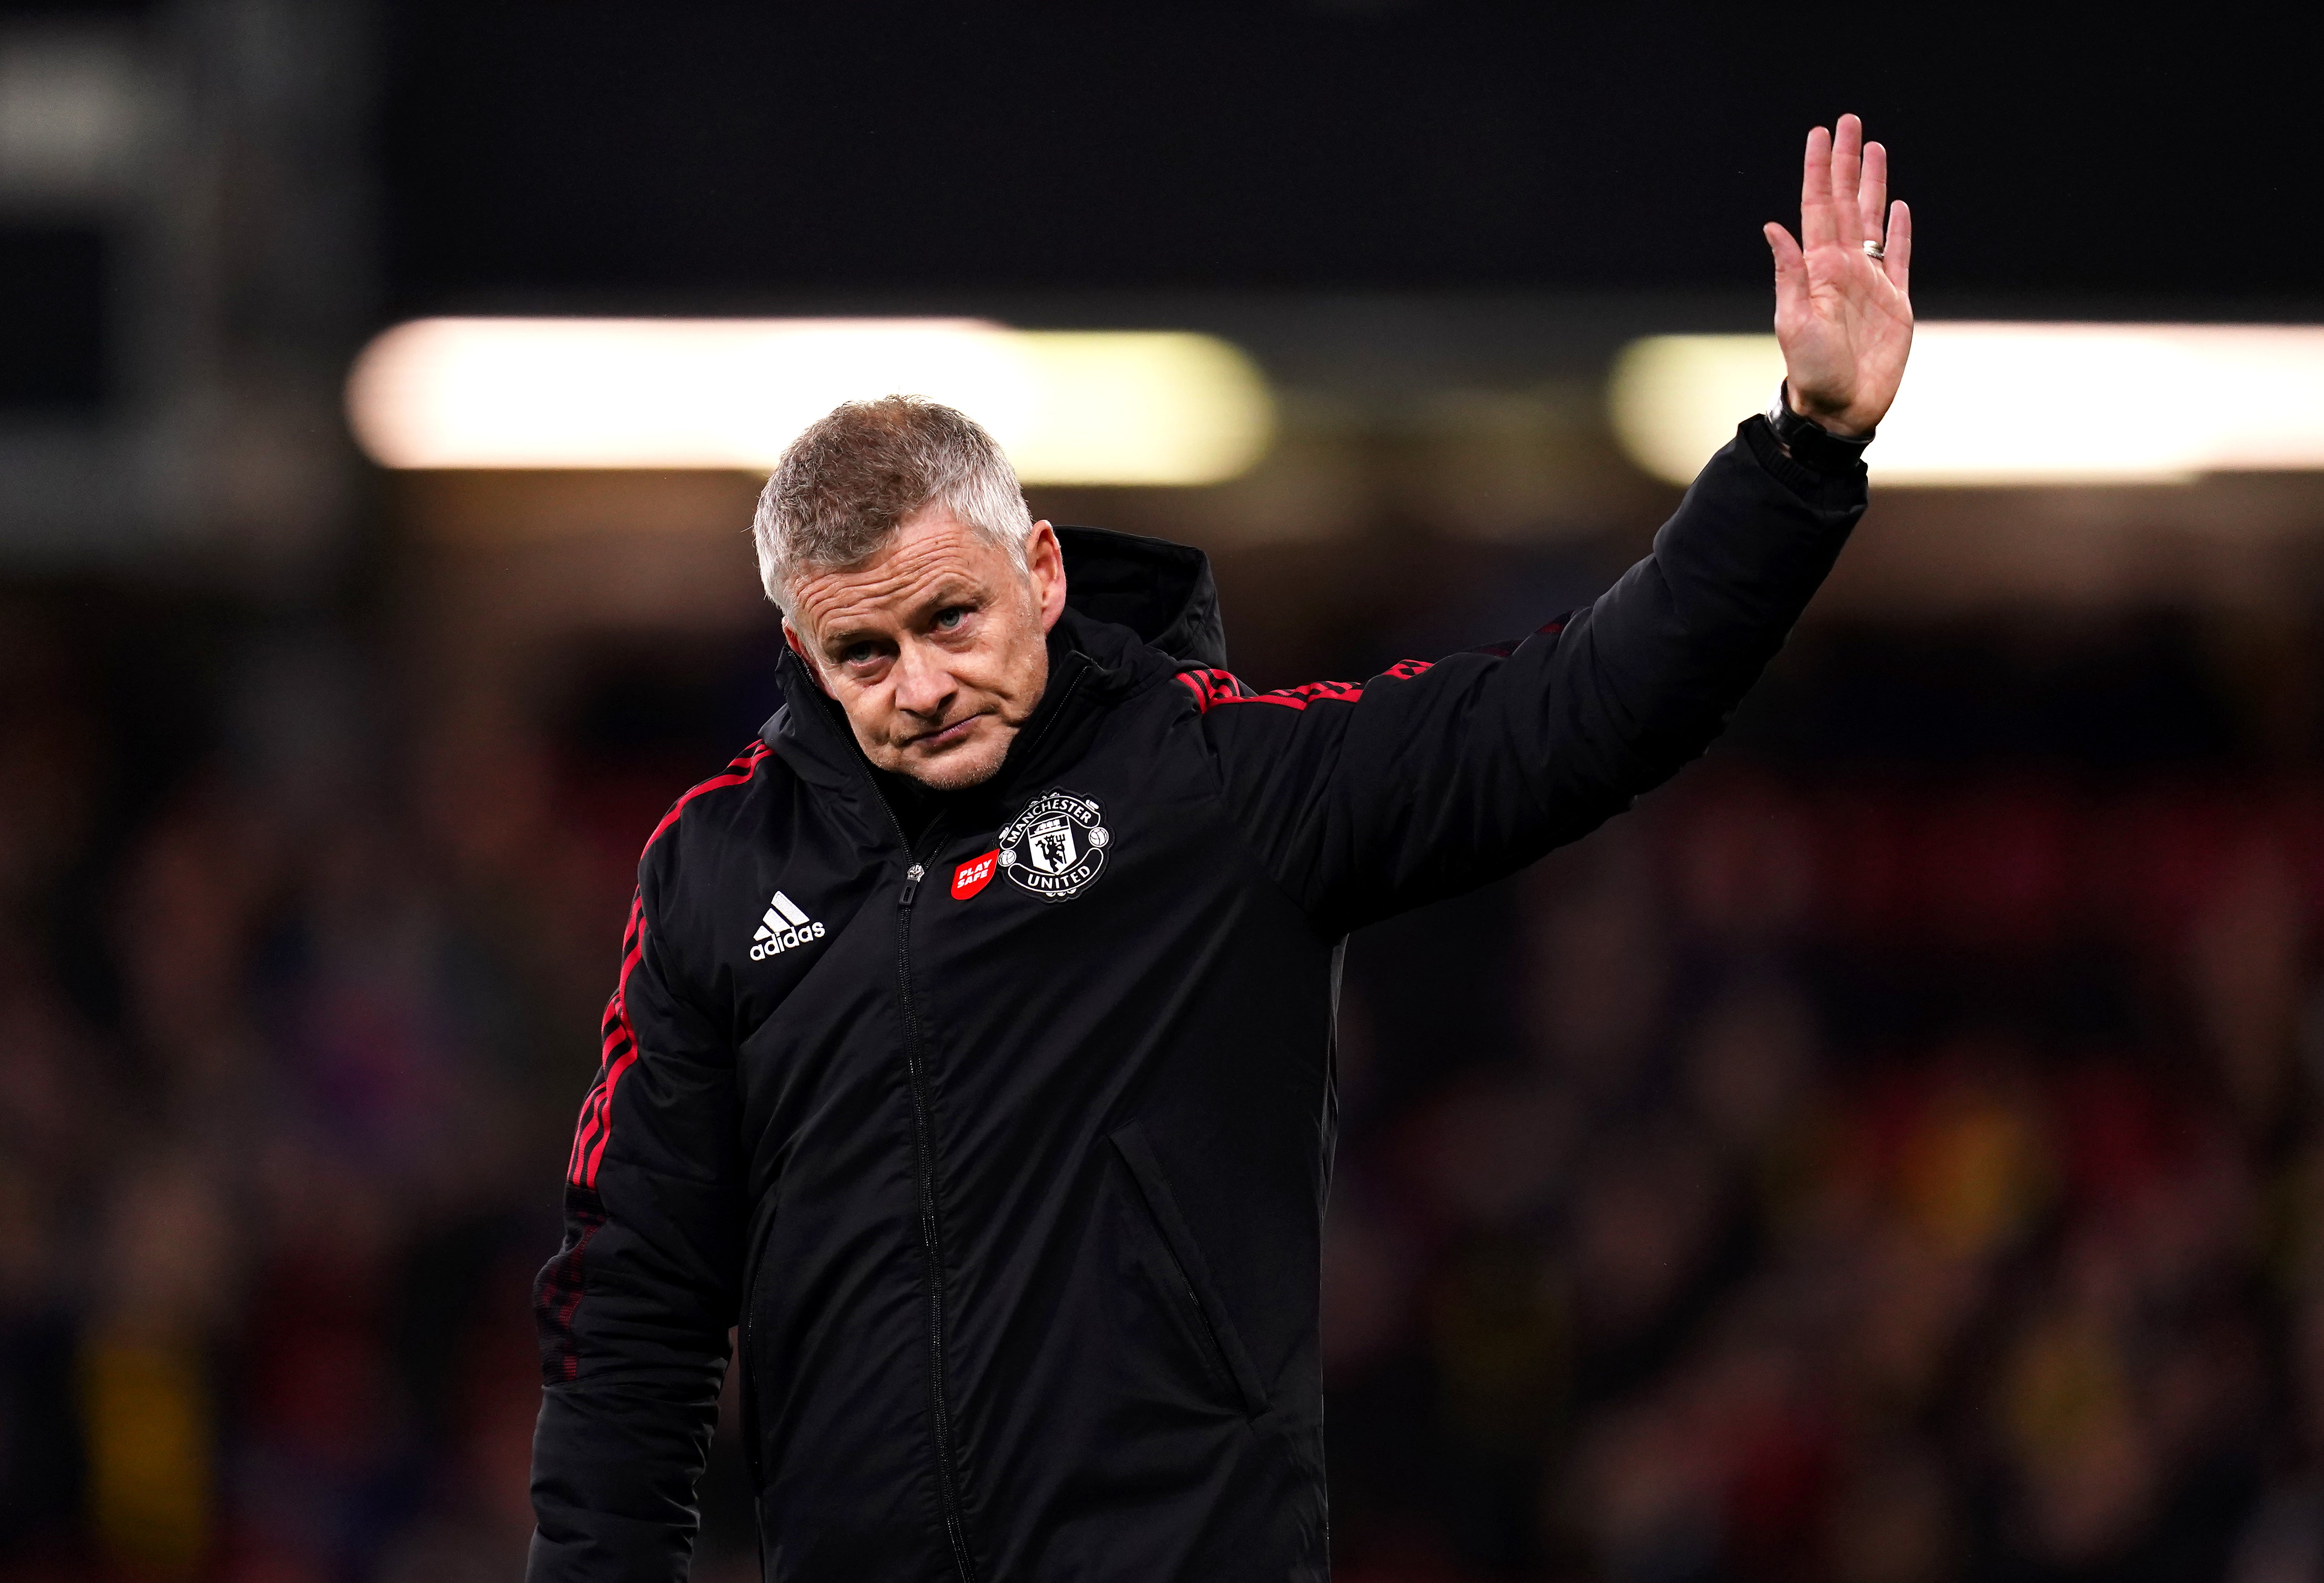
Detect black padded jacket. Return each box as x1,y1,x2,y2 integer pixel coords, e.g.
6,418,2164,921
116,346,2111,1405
527,418,1867,1582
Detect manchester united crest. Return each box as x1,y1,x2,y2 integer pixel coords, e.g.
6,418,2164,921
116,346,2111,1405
997,789,1111,902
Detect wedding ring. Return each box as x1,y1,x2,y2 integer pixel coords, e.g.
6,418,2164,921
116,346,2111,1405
1862,240,1886,259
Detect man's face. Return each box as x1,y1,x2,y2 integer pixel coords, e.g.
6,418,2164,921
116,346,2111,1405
785,505,1066,791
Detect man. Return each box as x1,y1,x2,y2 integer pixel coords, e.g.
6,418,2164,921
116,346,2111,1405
530,115,1912,1581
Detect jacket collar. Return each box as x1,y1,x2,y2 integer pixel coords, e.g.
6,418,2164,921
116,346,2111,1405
759,525,1224,824
1051,524,1228,671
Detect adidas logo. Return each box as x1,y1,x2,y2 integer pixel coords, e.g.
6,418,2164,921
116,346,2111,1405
750,890,826,961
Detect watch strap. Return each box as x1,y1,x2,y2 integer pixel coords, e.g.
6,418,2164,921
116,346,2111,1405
1765,381,1873,477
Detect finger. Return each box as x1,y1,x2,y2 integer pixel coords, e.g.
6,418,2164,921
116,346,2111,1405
1831,113,1865,247
1799,124,1837,250
1883,199,1912,292
1860,140,1888,250
1765,222,1807,310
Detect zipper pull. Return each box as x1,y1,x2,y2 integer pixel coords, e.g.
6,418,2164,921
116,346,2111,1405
901,863,925,906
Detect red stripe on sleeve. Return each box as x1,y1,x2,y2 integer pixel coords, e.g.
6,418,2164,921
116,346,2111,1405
639,741,772,857
568,892,646,1190
1178,662,1433,713
564,741,770,1188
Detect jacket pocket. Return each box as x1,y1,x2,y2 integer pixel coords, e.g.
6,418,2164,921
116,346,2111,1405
739,1224,775,1492
1109,1122,1268,1418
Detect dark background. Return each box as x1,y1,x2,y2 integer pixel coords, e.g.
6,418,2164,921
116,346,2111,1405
378,4,2320,304
4,4,2324,1583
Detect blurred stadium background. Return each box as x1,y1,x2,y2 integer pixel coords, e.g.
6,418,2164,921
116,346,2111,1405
4,3,2324,1580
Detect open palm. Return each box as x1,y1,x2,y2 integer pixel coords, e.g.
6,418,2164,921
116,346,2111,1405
1764,114,1913,437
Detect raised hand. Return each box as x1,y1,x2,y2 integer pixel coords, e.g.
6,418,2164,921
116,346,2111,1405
1764,113,1913,437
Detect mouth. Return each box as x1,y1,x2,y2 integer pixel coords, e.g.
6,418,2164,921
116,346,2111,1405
910,713,986,751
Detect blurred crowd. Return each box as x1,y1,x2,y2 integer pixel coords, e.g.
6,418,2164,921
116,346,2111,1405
0,599,645,1583
3,587,2324,1583
1328,767,2324,1582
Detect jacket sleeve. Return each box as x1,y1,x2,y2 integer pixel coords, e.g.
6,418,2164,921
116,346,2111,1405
528,855,744,1582
1193,418,1865,934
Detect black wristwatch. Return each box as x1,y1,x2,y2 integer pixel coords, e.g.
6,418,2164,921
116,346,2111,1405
1765,381,1874,477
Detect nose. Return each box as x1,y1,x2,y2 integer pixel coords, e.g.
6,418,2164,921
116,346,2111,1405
891,639,957,721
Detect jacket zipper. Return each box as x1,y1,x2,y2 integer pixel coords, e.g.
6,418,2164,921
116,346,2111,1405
895,848,979,1583
804,665,1092,1583
892,673,1094,1581
793,742,979,1581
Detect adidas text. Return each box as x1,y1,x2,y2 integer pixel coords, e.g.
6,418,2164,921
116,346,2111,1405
751,891,827,961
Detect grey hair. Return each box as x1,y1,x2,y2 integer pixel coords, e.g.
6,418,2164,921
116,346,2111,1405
751,395,1034,617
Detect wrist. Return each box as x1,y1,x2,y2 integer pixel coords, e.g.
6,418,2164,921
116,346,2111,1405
1766,381,1874,477
1781,381,1873,440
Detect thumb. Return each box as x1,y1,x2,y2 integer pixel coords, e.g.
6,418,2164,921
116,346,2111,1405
1764,222,1806,309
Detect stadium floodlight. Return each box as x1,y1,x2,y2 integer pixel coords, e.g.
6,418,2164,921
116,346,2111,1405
345,317,1276,487
1610,324,2324,487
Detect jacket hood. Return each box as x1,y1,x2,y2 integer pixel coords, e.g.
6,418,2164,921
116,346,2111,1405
1055,525,1228,671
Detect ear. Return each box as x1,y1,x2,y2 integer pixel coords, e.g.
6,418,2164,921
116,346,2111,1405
1026,521,1067,634
781,621,832,696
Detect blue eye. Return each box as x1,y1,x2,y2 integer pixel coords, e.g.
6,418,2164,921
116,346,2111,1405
934,608,965,631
